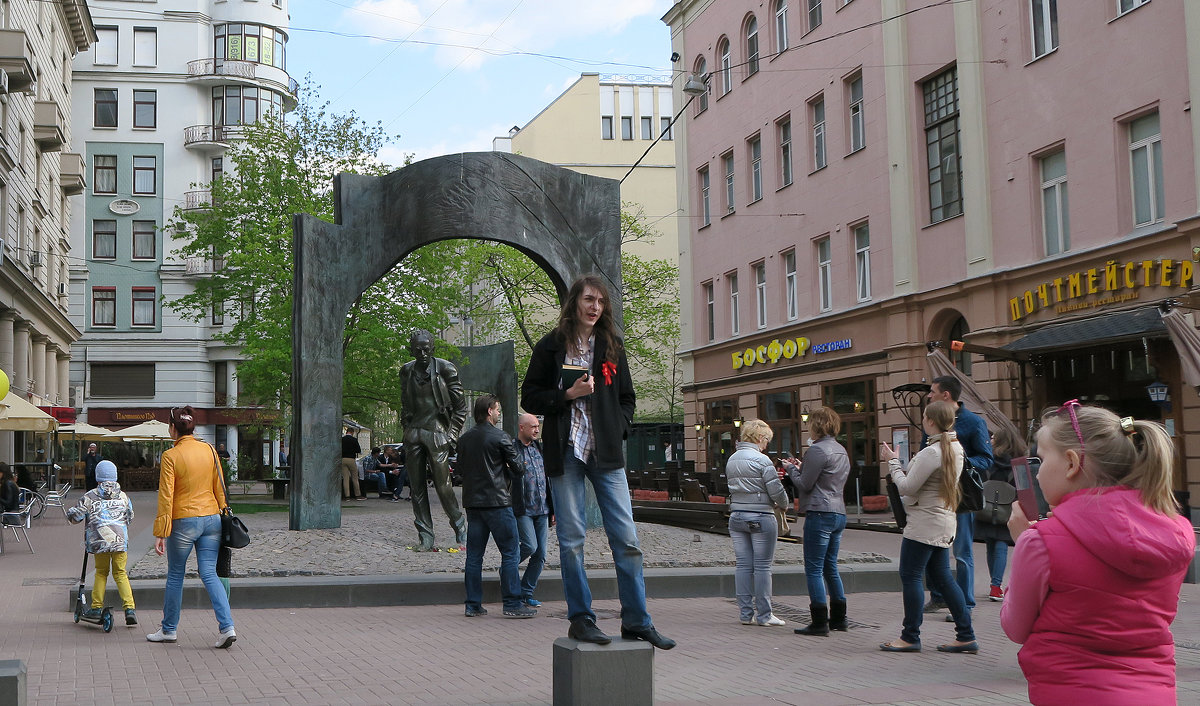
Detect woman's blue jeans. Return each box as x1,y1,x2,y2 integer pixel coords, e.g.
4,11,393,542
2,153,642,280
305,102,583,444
802,511,846,605
899,538,973,644
162,514,234,633
729,511,778,623
549,451,651,630
985,538,1008,587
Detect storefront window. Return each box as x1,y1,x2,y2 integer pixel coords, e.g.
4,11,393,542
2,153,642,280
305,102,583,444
704,398,739,471
758,391,799,456
822,378,879,498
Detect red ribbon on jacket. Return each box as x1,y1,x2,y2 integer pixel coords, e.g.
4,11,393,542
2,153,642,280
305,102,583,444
601,361,617,386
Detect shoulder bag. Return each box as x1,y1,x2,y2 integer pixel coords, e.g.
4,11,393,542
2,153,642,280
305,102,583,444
956,457,985,513
973,479,1017,525
209,444,251,549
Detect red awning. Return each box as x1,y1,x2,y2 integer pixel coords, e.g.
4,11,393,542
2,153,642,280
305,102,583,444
38,406,77,423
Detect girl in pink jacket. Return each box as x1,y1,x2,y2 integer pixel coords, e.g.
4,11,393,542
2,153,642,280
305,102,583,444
1001,402,1195,705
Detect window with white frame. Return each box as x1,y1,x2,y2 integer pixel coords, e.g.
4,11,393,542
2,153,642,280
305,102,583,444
699,166,711,227
754,262,767,328
694,57,709,114
641,116,653,140
817,238,832,312
92,219,116,260
784,250,798,320
729,272,741,335
94,88,117,127
779,117,793,186
619,86,634,141
601,117,613,140
749,136,763,202
621,116,633,140
704,282,715,341
808,0,822,32
94,27,117,65
746,17,760,76
132,287,156,326
853,223,871,301
923,67,962,222
775,1,789,52
133,27,157,66
658,87,673,140
723,152,735,213
848,73,865,152
133,90,156,129
718,38,732,95
1118,0,1149,15
1030,0,1058,59
661,117,673,140
811,96,827,170
1129,112,1163,226
1040,150,1069,255
132,220,156,260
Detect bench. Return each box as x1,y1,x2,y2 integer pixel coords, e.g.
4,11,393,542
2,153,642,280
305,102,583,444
262,478,290,500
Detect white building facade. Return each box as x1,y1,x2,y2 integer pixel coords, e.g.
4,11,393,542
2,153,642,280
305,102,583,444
69,0,294,472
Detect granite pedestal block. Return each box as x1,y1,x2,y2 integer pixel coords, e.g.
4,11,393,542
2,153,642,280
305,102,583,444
552,637,653,706
0,660,26,706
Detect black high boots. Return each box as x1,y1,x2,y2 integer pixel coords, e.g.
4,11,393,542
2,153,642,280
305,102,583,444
793,603,829,636
829,599,848,631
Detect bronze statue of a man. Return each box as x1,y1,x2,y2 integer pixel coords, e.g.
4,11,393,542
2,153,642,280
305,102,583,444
400,329,468,550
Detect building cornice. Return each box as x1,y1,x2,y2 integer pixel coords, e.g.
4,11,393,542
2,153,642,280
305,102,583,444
61,0,98,53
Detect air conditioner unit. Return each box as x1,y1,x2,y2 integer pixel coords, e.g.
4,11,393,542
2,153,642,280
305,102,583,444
28,253,41,268
57,282,67,296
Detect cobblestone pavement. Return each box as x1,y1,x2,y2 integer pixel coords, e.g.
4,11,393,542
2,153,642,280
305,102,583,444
128,491,889,579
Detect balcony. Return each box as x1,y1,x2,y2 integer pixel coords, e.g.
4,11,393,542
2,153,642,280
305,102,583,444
185,256,213,275
0,29,33,92
188,58,299,111
183,124,236,151
183,189,212,211
34,101,65,152
60,152,85,195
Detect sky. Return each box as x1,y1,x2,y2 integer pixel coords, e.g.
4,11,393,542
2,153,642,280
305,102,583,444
288,0,679,166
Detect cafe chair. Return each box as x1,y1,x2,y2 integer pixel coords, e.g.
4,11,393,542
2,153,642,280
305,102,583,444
1,489,35,553
42,482,72,517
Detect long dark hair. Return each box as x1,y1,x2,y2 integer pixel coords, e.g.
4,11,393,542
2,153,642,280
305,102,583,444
554,274,621,364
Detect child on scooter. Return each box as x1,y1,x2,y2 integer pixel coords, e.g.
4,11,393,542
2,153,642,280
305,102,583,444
67,460,137,625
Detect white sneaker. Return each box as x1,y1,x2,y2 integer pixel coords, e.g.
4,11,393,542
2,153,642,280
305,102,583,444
214,627,237,649
740,618,756,625
146,629,177,643
759,615,787,626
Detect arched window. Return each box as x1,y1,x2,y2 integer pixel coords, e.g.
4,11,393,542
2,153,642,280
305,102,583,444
746,17,760,76
717,38,732,96
694,56,709,114
949,316,972,375
775,1,789,52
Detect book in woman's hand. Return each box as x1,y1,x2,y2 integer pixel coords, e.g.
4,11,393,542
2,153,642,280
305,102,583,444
561,364,589,389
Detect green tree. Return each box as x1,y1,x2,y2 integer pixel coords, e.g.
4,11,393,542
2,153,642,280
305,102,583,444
167,86,469,438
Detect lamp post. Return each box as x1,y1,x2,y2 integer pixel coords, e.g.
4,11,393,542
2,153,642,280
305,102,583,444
1147,381,1169,404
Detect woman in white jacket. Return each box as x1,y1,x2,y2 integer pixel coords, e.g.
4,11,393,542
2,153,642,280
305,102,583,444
725,419,791,626
879,401,978,653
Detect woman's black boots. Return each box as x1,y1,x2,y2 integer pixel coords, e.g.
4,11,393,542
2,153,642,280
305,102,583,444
829,599,848,631
794,603,829,636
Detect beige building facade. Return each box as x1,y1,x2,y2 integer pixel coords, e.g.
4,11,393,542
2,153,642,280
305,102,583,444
0,0,95,462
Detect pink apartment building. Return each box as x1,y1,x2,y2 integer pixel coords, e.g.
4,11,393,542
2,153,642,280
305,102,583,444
664,0,1200,520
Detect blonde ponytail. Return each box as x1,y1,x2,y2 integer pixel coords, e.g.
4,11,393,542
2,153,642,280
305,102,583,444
1126,420,1180,516
925,401,961,510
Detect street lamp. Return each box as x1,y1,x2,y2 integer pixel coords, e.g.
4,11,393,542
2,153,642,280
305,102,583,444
682,73,708,96
1147,381,1169,403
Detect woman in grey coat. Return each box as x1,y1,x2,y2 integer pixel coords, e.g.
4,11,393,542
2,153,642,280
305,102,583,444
726,419,791,626
789,406,852,636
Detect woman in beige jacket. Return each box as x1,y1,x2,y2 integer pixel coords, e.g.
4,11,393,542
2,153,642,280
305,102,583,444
146,406,236,648
879,401,977,653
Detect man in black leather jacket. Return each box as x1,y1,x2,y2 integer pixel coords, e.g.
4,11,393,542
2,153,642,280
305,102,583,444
459,394,534,619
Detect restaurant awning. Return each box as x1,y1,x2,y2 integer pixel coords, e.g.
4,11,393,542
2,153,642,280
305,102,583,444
0,392,59,432
1160,305,1200,390
1003,307,1166,353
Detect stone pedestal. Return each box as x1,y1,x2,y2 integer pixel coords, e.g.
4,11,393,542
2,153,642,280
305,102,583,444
552,637,653,706
0,659,26,706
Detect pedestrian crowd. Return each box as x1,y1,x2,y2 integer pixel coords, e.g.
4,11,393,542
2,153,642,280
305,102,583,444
33,276,1196,706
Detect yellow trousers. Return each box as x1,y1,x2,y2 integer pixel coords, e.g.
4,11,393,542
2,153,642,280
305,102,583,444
92,551,135,610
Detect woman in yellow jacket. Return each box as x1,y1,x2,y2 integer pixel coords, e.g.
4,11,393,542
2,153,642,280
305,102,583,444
146,406,237,648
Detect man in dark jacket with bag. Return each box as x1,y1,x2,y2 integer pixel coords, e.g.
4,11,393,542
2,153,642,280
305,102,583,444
459,395,535,619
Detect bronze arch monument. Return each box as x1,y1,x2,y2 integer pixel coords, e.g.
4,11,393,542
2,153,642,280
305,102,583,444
290,152,622,530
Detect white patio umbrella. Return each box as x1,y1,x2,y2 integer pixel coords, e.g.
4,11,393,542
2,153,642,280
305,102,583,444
104,419,172,441
0,392,58,432
59,421,115,441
